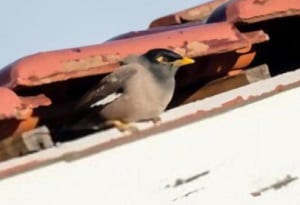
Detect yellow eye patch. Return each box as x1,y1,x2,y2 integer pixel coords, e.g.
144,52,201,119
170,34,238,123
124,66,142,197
156,56,167,63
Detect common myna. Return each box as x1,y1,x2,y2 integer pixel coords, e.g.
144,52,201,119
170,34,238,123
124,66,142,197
62,48,195,133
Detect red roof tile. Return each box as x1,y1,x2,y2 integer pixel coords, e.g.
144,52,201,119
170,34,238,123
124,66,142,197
227,0,300,23
149,0,300,25
149,0,229,27
0,22,268,88
0,87,50,120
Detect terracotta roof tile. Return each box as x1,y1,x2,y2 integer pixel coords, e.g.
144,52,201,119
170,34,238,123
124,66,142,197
0,22,268,89
149,0,229,27
0,88,50,120
227,0,300,23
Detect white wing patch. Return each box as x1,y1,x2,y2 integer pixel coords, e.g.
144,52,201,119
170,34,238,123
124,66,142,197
90,93,122,108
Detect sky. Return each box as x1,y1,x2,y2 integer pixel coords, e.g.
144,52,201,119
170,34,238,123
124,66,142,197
0,0,207,68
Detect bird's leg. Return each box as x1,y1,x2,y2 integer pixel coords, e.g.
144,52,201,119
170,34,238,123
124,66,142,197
105,120,138,132
151,116,162,126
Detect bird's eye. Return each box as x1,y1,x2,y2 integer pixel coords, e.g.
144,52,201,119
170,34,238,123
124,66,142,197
156,56,171,63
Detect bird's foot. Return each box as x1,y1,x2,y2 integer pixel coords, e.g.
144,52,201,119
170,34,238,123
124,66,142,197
105,120,138,133
151,116,162,126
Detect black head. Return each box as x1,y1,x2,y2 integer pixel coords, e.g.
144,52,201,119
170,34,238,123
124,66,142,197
143,48,194,68
141,48,195,78
143,48,183,64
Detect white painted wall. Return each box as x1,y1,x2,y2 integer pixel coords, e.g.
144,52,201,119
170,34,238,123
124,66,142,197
0,85,300,205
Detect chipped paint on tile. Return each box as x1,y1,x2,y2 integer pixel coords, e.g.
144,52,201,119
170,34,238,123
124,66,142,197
227,0,300,23
0,87,51,120
0,21,268,89
186,41,210,57
149,0,229,27
63,56,104,72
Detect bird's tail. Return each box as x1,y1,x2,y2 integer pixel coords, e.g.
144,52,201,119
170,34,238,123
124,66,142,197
52,107,111,142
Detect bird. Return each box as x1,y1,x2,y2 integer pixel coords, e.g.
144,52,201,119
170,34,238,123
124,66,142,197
59,48,195,136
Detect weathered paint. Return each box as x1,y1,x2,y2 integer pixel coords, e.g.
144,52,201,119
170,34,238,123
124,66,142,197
149,0,229,27
227,0,300,23
0,22,268,88
0,87,50,121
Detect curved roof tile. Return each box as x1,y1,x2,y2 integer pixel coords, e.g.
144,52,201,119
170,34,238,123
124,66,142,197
1,22,268,88
0,88,50,120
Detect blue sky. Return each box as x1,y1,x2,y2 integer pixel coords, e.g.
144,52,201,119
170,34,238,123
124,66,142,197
0,0,206,68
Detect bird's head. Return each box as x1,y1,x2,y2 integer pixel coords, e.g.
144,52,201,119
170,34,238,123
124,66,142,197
143,48,195,68
142,48,195,77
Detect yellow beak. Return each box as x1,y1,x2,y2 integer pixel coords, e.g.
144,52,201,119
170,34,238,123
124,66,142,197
173,57,195,67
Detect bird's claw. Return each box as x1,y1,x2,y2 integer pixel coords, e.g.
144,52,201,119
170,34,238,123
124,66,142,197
151,116,162,126
105,120,139,133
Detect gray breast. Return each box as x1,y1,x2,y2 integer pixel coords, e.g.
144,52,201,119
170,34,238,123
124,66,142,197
100,64,175,122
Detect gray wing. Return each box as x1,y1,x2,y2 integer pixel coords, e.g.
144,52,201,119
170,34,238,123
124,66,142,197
76,65,137,110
